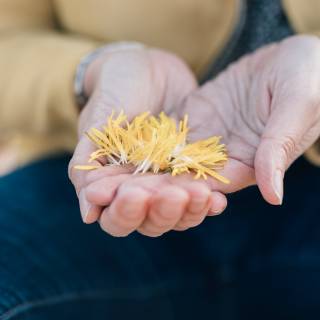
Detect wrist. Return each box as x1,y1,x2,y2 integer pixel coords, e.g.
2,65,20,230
74,42,146,108
83,53,105,98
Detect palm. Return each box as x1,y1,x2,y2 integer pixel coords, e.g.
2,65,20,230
179,46,277,193
181,34,320,197
70,48,230,234
78,49,197,134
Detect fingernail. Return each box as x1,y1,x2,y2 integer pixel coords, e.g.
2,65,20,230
273,169,283,205
210,204,227,216
213,207,225,215
79,190,91,223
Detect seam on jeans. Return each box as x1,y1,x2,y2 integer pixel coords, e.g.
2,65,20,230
0,284,173,320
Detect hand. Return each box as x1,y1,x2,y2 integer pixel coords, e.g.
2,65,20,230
69,45,227,237
179,35,320,205
85,168,227,237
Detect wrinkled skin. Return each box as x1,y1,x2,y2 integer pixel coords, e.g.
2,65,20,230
69,48,228,237
69,35,320,237
181,35,320,205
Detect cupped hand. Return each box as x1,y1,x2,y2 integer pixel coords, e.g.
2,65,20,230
85,168,227,237
68,45,227,237
180,35,320,205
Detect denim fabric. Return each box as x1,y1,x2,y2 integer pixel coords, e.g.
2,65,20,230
0,154,319,319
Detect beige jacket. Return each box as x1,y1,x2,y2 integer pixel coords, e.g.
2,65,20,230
0,0,319,173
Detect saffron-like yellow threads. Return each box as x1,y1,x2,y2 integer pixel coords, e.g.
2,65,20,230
74,111,230,184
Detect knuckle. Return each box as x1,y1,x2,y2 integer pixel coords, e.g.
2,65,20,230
162,188,189,202
117,197,148,221
262,135,298,164
174,221,193,231
187,205,207,216
150,206,180,225
149,216,173,229
179,217,202,228
185,212,203,221
284,35,320,55
99,220,131,237
281,136,297,161
141,217,171,232
120,208,145,223
155,209,179,222
110,207,142,228
85,184,101,203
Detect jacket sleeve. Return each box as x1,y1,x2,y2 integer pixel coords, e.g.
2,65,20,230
0,0,99,167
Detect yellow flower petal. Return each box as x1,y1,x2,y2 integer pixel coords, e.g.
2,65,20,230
75,110,230,183
73,165,101,170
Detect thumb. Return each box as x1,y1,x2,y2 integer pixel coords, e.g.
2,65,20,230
255,136,287,205
254,102,308,205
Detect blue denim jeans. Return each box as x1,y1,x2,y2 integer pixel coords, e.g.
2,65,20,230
0,154,319,319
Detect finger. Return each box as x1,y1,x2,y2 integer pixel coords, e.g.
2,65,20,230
85,173,132,206
254,95,318,205
173,191,227,230
69,133,134,223
138,186,189,237
99,186,150,237
255,136,287,205
206,160,256,194
165,162,254,197
185,183,211,214
166,165,255,195
173,183,210,231
69,106,124,222
68,137,102,195
207,192,228,216
85,204,103,224
78,189,103,223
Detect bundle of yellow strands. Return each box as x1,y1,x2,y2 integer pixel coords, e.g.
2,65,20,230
74,111,230,184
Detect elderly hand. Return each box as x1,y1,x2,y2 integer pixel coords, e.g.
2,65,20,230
180,35,320,205
69,46,228,237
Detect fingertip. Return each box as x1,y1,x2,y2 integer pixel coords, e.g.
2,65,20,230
255,140,284,206
208,192,228,216
99,207,132,237
79,193,102,224
184,182,211,212
258,182,283,206
84,204,103,224
140,186,189,235
85,182,115,205
78,189,91,222
160,186,189,203
154,186,189,219
116,187,150,221
99,186,151,237
255,164,284,206
185,182,211,199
